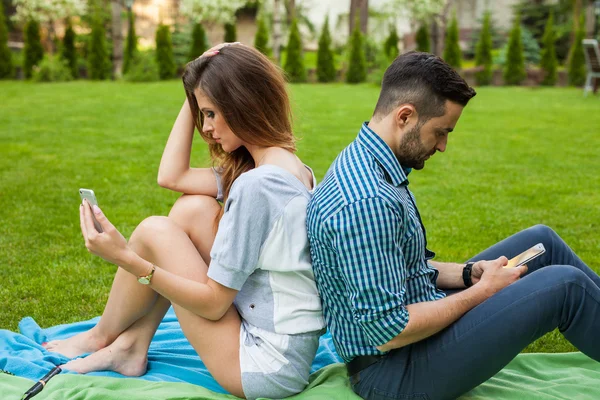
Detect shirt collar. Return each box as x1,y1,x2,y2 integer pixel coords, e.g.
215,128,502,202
356,122,409,186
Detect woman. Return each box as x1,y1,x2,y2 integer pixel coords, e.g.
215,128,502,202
43,43,325,399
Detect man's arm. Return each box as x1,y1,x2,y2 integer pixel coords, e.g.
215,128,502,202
377,257,527,352
429,261,465,289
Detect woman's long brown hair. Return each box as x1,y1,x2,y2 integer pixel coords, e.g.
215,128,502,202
182,45,296,226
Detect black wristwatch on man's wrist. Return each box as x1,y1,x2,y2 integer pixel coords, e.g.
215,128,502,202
462,262,475,288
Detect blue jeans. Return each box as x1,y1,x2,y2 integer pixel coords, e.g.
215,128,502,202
352,225,600,400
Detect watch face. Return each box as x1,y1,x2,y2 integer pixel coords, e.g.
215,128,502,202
138,277,150,285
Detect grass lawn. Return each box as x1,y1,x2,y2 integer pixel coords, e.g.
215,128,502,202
1,81,599,354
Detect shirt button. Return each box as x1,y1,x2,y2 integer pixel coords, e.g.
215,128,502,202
249,304,256,310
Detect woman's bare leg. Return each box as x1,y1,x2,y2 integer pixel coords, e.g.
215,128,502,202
62,215,244,397
45,195,220,359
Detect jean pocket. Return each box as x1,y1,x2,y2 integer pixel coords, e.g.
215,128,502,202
371,388,430,400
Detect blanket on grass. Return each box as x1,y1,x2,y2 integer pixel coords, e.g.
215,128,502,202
1,308,599,399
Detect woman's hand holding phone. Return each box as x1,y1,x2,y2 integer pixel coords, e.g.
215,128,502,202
79,196,132,267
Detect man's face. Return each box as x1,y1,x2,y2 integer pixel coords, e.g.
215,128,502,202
397,101,464,170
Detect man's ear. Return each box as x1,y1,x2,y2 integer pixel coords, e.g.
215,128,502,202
395,104,417,129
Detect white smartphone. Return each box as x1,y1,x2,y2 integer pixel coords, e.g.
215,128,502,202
79,188,103,232
504,243,545,268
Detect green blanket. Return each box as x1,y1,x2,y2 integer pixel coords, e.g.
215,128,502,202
2,352,599,399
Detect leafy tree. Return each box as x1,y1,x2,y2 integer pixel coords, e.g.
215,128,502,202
122,8,137,75
475,11,493,86
443,12,461,68
254,15,270,56
0,0,13,79
503,13,526,85
567,14,586,86
88,9,109,80
415,23,430,53
346,16,366,83
384,25,400,59
284,18,306,83
224,22,236,42
188,22,207,60
316,16,335,82
540,10,557,86
61,18,77,79
23,18,43,79
155,23,176,80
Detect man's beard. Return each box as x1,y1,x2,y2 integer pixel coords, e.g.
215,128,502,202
396,125,434,170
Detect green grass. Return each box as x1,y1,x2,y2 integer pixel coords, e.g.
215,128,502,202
1,82,599,354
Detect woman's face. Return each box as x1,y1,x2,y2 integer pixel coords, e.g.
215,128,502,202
194,88,244,153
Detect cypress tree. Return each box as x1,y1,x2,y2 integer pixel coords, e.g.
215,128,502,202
123,8,137,75
224,22,236,42
284,18,306,83
384,26,400,59
88,9,109,80
443,13,461,68
503,14,526,85
155,24,176,80
415,24,430,53
316,17,335,82
346,16,366,83
189,23,207,60
254,16,270,56
540,11,557,86
23,19,44,79
567,14,586,87
0,0,13,79
475,11,493,86
61,18,77,79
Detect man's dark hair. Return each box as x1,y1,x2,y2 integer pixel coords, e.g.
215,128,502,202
373,51,476,121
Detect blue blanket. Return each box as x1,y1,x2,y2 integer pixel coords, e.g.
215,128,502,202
0,307,342,393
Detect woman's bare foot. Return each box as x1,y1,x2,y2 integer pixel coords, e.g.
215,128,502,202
61,334,148,376
43,328,110,359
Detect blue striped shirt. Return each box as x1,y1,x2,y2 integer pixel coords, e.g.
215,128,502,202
307,123,445,362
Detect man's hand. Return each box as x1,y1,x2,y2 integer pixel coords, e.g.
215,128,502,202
476,256,527,294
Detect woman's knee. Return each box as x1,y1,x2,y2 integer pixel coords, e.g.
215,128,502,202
168,195,220,231
130,216,175,245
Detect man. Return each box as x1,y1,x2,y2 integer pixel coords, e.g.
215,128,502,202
306,52,600,400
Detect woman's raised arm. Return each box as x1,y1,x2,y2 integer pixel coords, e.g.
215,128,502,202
157,98,219,196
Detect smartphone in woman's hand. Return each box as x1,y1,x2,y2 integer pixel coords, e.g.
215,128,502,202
79,188,104,232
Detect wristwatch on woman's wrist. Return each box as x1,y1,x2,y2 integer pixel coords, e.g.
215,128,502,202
138,264,156,285
462,262,475,288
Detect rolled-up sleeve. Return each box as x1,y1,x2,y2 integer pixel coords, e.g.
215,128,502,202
330,197,409,346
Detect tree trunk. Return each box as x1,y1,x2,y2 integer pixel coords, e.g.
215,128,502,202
285,0,296,24
111,0,123,78
349,0,368,36
273,0,282,63
431,0,453,56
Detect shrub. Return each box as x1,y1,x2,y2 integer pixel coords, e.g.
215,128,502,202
88,12,110,80
384,25,400,59
567,15,586,87
443,13,461,68
415,24,430,53
254,15,270,56
0,0,13,79
172,23,192,70
32,55,73,82
61,19,77,79
188,23,207,61
123,9,137,76
346,16,366,83
494,26,540,66
23,19,44,79
124,51,159,82
224,22,236,42
316,17,335,82
540,11,557,86
284,18,306,83
475,11,493,86
155,24,176,80
503,14,526,85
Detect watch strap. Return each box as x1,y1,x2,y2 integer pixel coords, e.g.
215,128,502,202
463,262,474,288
